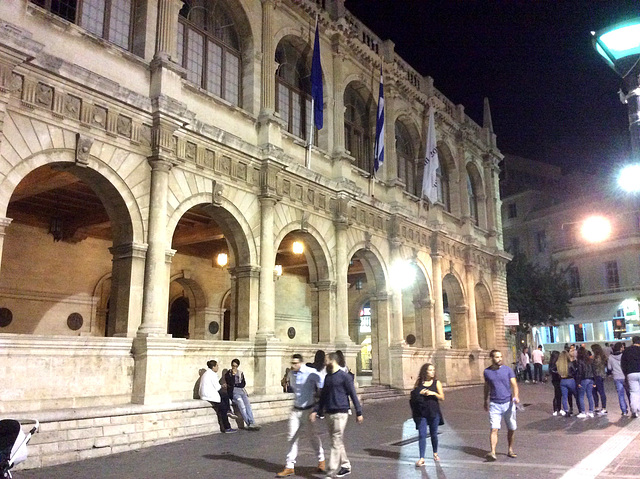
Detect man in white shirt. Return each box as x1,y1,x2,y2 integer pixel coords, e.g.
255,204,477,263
199,359,237,433
277,354,326,477
531,345,545,384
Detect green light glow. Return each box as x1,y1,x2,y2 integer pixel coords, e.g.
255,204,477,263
597,20,640,61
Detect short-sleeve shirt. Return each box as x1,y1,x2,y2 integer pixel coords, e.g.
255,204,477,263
484,365,515,404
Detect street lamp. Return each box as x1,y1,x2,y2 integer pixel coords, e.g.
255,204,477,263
618,163,640,192
581,215,612,243
592,18,640,158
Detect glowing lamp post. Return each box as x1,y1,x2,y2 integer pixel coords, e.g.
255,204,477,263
581,215,612,243
592,18,640,158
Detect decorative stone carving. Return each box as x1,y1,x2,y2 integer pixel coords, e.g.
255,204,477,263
300,211,309,232
117,115,132,137
237,162,247,181
62,94,81,119
92,105,107,128
0,307,12,327
219,155,231,175
204,149,215,169
35,82,53,109
211,179,223,206
139,124,152,147
67,312,83,331
9,73,22,96
185,142,197,162
75,133,93,166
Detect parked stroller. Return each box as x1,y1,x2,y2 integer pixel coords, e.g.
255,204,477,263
0,419,39,479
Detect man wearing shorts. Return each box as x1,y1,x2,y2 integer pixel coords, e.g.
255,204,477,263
483,349,520,461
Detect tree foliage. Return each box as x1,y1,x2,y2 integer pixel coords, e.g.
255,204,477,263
506,253,573,334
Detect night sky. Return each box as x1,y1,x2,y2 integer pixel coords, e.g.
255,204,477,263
344,0,639,173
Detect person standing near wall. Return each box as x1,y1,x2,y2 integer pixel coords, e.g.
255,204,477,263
198,360,237,434
531,345,544,383
311,352,363,478
591,344,608,415
621,336,640,418
519,347,532,383
608,342,629,416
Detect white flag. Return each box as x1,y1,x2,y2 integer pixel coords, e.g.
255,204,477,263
422,107,440,203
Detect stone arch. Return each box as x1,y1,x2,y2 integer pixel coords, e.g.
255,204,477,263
344,80,375,172
0,149,145,243
167,193,256,268
475,281,496,350
169,271,208,339
443,271,468,349
274,220,334,281
437,141,458,214
395,115,421,196
92,272,112,337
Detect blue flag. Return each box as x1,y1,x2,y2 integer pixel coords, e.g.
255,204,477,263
374,67,384,173
311,21,323,130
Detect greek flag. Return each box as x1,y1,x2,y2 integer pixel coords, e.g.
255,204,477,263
422,107,439,203
373,67,384,173
311,21,323,130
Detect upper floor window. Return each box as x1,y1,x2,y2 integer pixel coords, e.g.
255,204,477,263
508,203,517,219
31,0,134,51
605,260,620,291
178,0,241,106
344,85,372,172
275,38,314,141
436,163,450,212
467,174,478,225
395,121,417,195
567,266,581,295
508,236,520,255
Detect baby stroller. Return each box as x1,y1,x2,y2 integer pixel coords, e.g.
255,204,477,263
0,419,39,478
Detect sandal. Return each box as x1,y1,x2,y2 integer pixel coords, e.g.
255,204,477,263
507,451,517,458
415,458,425,467
485,452,497,461
433,453,440,461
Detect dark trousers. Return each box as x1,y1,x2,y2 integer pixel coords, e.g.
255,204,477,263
593,375,607,409
209,392,231,431
534,363,543,382
523,364,532,381
552,379,562,412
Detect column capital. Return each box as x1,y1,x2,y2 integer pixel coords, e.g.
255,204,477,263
313,279,336,291
109,242,148,260
229,265,261,279
0,217,12,235
165,248,177,263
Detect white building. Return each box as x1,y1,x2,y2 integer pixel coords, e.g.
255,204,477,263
0,0,507,467
501,154,640,349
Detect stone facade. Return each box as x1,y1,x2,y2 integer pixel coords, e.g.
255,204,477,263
0,0,508,467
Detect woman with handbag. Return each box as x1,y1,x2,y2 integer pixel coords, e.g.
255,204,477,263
410,363,445,466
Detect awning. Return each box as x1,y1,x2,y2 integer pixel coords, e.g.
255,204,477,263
568,301,621,324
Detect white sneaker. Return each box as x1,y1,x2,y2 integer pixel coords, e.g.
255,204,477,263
600,409,608,415
525,380,530,383
559,410,567,416
576,413,587,418
587,412,595,418
552,411,558,416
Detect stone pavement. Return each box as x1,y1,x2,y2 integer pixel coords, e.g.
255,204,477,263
15,378,640,479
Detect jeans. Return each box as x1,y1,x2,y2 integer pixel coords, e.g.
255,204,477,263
232,388,255,425
522,364,532,381
417,414,440,458
560,378,576,412
534,363,543,382
285,408,324,469
552,379,562,412
628,372,640,415
614,378,629,414
577,379,594,413
593,375,607,409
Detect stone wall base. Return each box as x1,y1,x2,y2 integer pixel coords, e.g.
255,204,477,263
13,394,294,470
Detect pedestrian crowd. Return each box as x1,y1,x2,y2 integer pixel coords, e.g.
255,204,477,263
194,336,640,476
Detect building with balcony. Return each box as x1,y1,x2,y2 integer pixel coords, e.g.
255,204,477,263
501,154,640,349
0,0,507,466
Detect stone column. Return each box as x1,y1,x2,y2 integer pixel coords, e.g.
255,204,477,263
138,159,172,336
465,263,480,349
163,248,176,329
331,38,347,158
230,265,260,340
257,196,276,339
260,0,276,115
431,252,446,348
334,221,352,344
451,305,469,349
315,280,335,343
0,217,12,269
109,242,148,337
389,239,404,345
415,298,434,348
155,0,183,61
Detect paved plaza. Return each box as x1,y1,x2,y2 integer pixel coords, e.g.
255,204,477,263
16,379,640,479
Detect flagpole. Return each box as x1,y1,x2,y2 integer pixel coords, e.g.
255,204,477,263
306,97,314,169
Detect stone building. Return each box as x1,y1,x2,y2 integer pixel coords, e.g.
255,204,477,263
0,0,507,466
501,154,640,349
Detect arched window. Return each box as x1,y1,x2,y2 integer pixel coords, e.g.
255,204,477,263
396,121,417,195
31,0,135,51
275,39,313,141
467,168,479,225
177,0,241,106
437,163,450,211
344,86,372,172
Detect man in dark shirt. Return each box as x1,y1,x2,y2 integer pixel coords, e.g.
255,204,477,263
621,336,640,418
311,352,363,478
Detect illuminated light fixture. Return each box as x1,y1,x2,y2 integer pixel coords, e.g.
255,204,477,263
274,264,283,276
581,215,612,243
592,19,640,69
216,252,228,267
618,164,640,192
292,241,304,255
390,260,416,290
